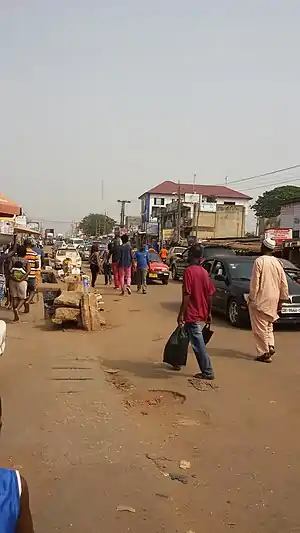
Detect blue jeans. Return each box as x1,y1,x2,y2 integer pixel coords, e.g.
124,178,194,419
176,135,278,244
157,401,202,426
184,322,214,377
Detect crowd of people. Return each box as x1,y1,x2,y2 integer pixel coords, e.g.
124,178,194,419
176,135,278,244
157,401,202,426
88,235,163,295
0,238,42,322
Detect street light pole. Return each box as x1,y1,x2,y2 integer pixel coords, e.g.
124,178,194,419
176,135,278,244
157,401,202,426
177,181,181,243
117,200,131,227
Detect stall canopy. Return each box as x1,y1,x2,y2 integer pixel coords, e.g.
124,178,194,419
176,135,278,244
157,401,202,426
0,193,21,217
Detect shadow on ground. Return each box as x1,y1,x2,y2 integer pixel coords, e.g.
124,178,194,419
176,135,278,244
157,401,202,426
210,347,254,361
101,358,191,380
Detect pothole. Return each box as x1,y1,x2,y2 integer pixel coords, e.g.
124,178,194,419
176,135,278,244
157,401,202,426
124,389,186,409
106,374,135,392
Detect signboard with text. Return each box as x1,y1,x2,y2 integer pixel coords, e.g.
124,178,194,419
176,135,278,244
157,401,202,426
265,228,293,242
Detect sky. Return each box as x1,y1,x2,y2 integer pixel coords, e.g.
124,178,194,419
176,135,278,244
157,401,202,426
1,0,300,233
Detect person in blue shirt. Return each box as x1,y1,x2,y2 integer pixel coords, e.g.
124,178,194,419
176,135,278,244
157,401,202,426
134,244,149,294
0,397,35,532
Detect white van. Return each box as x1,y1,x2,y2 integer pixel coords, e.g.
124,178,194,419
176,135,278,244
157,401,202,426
69,237,84,249
55,246,82,269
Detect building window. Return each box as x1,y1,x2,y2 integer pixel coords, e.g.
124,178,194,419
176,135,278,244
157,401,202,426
154,197,165,206
224,201,236,205
293,230,299,239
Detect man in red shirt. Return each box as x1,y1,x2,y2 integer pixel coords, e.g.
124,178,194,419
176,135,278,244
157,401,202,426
177,245,215,380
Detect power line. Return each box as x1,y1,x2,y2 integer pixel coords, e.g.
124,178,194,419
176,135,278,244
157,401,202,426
223,164,300,187
240,175,300,193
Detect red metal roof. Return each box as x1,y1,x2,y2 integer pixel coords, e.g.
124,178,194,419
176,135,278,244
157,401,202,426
139,180,252,200
0,193,21,216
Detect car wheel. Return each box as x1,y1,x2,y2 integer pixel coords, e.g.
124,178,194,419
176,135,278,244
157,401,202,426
162,278,169,285
172,265,179,281
227,298,242,328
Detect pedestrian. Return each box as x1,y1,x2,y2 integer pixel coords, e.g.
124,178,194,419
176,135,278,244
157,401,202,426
134,244,149,294
9,245,31,322
248,236,289,363
177,245,215,380
0,238,17,308
108,239,121,289
24,240,40,312
31,239,45,270
119,234,134,295
89,243,101,288
0,397,35,532
159,245,168,263
102,248,112,285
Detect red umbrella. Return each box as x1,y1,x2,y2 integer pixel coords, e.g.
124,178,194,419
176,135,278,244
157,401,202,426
0,193,21,216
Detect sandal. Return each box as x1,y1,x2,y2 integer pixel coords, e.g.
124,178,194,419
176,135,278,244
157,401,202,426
255,353,272,363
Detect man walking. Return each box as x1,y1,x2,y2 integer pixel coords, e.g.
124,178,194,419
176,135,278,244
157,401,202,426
24,240,40,312
9,245,31,322
108,239,121,289
134,244,149,294
177,245,215,380
118,234,134,295
248,236,289,363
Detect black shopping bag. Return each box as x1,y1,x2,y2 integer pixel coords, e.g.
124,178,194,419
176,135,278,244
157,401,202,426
202,324,214,345
163,326,189,367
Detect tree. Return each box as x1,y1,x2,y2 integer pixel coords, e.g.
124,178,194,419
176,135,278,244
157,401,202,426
251,185,300,218
78,213,115,236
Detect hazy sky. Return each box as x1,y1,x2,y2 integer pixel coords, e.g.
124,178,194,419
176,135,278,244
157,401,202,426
1,1,300,232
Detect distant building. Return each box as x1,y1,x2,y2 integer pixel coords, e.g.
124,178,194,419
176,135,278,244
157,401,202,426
280,198,300,239
139,180,251,232
125,215,141,232
161,200,246,241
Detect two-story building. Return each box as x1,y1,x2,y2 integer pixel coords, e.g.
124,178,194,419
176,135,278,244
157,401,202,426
139,180,251,234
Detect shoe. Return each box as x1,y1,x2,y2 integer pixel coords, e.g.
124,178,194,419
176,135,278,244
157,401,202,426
121,290,125,296
193,373,215,380
137,288,141,293
126,286,132,295
24,303,30,314
255,353,272,363
142,290,147,294
269,345,275,356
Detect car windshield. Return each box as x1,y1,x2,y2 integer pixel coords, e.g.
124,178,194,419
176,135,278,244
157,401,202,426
204,246,236,257
284,267,300,283
148,251,161,262
228,261,254,280
174,247,185,254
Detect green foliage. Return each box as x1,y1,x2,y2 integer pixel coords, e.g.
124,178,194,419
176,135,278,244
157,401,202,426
251,185,300,218
78,213,115,236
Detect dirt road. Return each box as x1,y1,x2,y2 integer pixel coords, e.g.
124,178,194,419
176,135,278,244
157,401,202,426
1,279,300,532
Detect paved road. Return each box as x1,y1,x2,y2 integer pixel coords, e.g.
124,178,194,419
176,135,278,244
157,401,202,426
0,278,299,532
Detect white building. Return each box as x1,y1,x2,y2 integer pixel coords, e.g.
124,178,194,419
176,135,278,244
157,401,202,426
139,180,251,231
280,198,300,239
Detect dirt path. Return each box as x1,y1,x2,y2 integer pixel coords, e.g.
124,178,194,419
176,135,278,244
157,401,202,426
0,279,300,532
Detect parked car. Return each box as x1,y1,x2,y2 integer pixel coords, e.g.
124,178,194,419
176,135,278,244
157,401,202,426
132,250,170,285
201,255,300,327
54,246,82,270
166,246,186,267
171,245,236,280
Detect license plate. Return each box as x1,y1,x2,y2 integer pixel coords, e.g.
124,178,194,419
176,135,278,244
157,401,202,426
281,307,300,314
149,273,158,278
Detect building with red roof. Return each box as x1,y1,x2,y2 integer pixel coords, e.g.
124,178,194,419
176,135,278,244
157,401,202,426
0,193,21,218
139,180,251,232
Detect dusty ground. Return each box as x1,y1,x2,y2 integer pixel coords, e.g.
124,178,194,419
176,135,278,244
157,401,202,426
0,276,300,533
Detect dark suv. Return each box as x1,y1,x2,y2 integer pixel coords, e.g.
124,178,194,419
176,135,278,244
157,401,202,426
171,245,236,280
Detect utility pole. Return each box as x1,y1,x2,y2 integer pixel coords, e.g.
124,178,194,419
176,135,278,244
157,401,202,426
103,210,107,235
225,176,228,185
118,200,131,227
177,181,181,243
193,172,196,193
